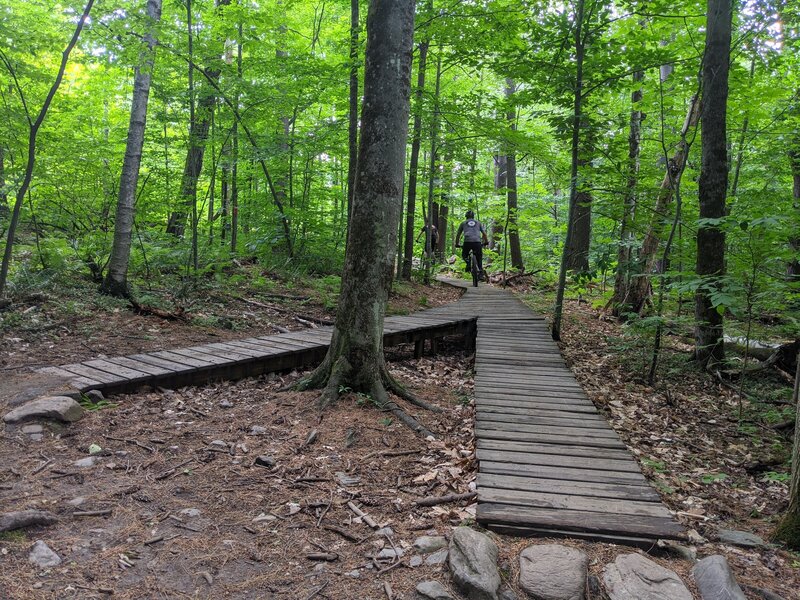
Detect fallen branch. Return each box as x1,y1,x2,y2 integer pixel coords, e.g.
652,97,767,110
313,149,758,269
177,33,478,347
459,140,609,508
128,297,187,321
73,509,113,517
0,510,58,532
104,435,156,453
347,501,379,529
414,491,477,507
362,448,421,461
323,525,362,543
304,582,329,600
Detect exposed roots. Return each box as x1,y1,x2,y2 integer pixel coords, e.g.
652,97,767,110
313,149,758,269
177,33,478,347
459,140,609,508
381,368,443,413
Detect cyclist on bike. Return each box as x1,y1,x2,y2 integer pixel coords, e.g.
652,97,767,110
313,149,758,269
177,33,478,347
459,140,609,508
455,209,489,276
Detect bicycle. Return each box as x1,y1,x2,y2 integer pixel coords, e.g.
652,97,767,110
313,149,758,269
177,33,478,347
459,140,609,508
456,244,482,287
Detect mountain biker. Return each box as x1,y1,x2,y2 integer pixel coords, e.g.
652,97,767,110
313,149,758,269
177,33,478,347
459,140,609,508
455,209,489,276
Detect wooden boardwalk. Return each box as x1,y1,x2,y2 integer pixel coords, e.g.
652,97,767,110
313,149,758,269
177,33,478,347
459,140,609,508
37,278,683,547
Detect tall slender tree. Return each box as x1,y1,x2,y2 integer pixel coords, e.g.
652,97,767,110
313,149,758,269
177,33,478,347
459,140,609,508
505,78,523,271
102,0,163,297
294,0,436,435
695,0,732,367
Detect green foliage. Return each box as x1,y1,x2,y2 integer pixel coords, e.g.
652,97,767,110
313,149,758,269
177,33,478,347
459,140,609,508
78,395,117,412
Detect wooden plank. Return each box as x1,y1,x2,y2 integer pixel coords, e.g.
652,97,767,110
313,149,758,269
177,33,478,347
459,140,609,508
476,405,606,421
59,363,121,384
225,339,287,354
108,356,172,376
187,344,255,362
203,342,265,359
476,428,627,449
151,350,214,368
479,460,648,488
478,472,652,500
476,413,613,431
129,353,192,372
478,486,672,518
477,503,685,539
36,366,99,389
167,347,231,365
477,438,637,462
476,448,641,473
83,359,151,381
477,421,619,439
476,388,590,402
477,395,595,411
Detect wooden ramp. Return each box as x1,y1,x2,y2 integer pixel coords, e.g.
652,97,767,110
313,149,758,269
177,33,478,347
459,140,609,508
37,278,683,547
444,279,685,547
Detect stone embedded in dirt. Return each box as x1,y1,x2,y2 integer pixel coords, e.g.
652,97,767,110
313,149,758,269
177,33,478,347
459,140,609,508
414,535,448,554
253,513,276,523
410,556,424,568
209,440,228,448
603,553,692,600
346,569,361,578
179,508,201,518
67,497,86,507
254,455,276,469
448,527,501,600
717,529,766,548
416,580,455,600
693,555,746,600
74,457,97,468
656,540,697,562
3,396,84,424
336,471,361,486
425,548,449,566
499,589,519,600
742,584,784,600
375,527,395,537
518,543,588,600
219,400,233,408
29,540,61,568
21,424,44,434
377,548,404,560
250,425,267,435
85,389,105,402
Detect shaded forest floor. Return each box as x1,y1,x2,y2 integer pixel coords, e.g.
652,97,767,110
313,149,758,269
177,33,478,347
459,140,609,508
0,270,798,599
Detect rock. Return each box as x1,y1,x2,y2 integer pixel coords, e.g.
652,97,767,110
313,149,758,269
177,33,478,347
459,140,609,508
519,543,588,600
603,553,692,600
252,513,277,523
449,527,501,600
717,529,766,548
587,575,610,600
499,589,519,600
375,527,395,537
741,584,785,600
414,535,448,554
67,497,86,507
84,389,104,402
425,548,448,566
4,396,84,424
74,457,97,468
254,455,276,469
693,555,746,600
377,548,404,560
656,540,697,562
250,425,267,435
346,569,361,578
179,508,201,518
29,541,61,568
416,581,454,600
1,372,78,408
336,471,361,486
209,440,228,448
410,556,424,567
219,400,233,408
21,424,44,434
0,510,59,533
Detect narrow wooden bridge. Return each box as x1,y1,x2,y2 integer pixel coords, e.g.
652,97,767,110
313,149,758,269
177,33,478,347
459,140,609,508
36,279,684,547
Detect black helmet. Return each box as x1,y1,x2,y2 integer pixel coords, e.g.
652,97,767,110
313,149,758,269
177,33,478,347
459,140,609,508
465,209,475,219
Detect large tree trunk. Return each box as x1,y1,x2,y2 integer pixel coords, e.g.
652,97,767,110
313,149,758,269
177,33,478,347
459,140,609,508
694,0,732,367
626,95,700,314
788,105,800,280
773,355,800,548
505,79,523,271
0,144,7,221
565,152,591,272
346,0,359,237
401,35,429,279
295,0,427,434
0,0,95,300
102,0,162,297
611,69,643,315
491,154,506,250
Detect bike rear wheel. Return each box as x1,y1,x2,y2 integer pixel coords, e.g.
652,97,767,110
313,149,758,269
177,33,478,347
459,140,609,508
470,252,479,287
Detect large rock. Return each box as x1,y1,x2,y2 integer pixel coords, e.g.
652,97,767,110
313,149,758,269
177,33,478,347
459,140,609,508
448,527,501,600
693,555,746,600
602,553,692,600
519,544,588,600
29,540,61,568
414,535,449,554
4,396,84,424
416,581,455,600
717,529,766,548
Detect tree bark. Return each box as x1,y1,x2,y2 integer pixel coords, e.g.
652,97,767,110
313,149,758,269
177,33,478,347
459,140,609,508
695,0,732,367
401,34,429,279
0,0,95,300
102,0,162,297
505,78,523,271
0,144,7,220
788,94,800,280
565,152,591,272
612,69,643,315
346,0,359,238
773,353,800,548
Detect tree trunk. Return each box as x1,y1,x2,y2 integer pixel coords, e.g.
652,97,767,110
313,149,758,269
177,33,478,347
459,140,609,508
401,35,429,279
565,152,591,272
165,0,231,238
552,0,584,341
695,0,732,368
773,354,800,549
346,0,359,237
788,94,800,280
423,51,442,280
230,25,242,254
0,144,7,221
505,78,523,271
627,94,700,314
612,69,643,315
102,0,162,297
492,154,506,250
295,0,431,435
0,0,95,300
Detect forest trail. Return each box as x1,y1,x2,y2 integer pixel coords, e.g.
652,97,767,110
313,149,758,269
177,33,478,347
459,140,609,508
36,279,684,547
